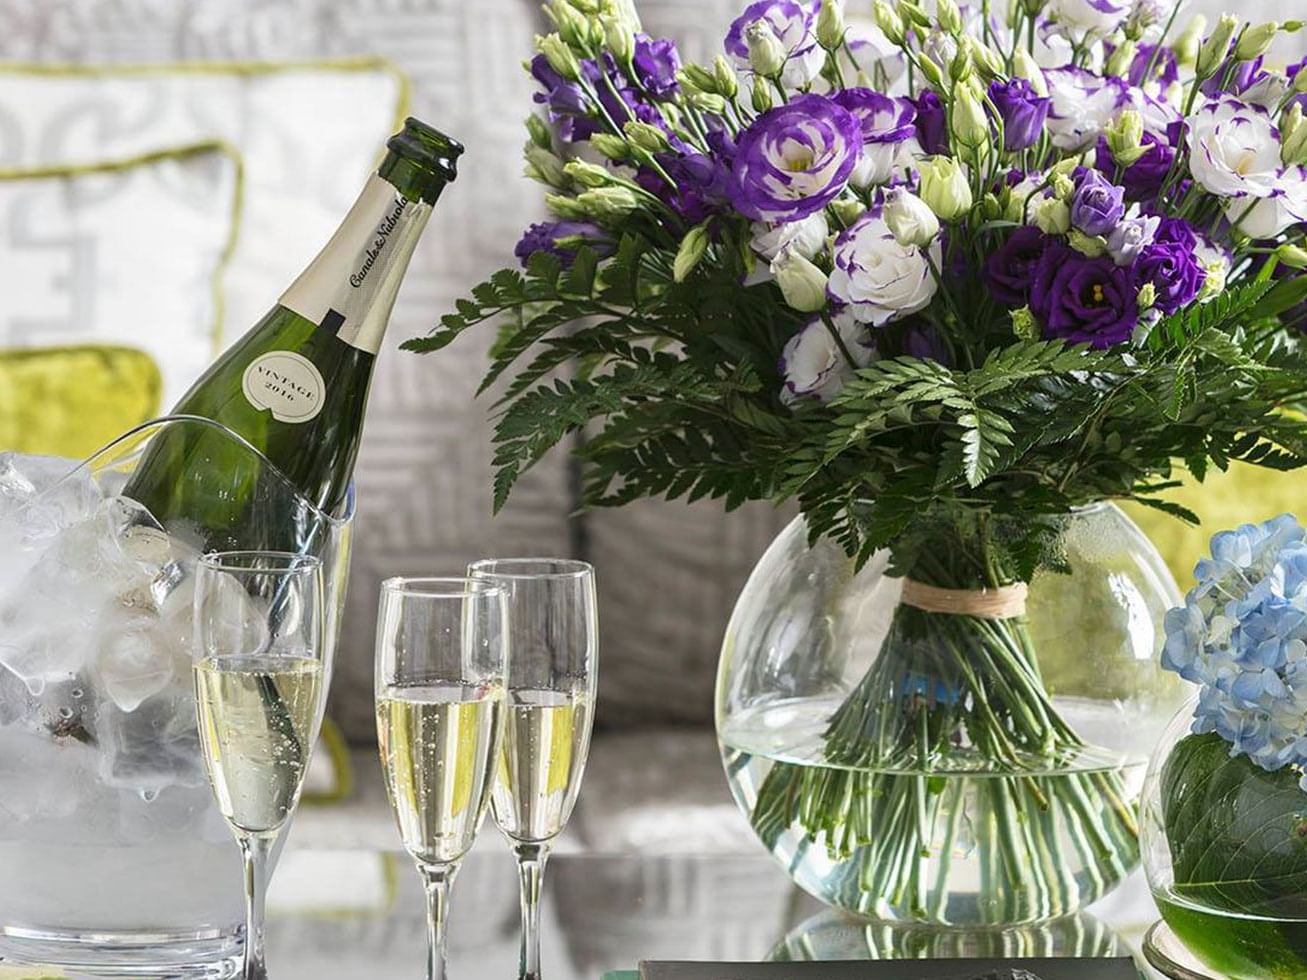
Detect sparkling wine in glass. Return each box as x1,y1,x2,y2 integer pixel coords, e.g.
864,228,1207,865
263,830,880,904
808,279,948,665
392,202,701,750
469,559,598,980
193,550,328,980
375,577,507,980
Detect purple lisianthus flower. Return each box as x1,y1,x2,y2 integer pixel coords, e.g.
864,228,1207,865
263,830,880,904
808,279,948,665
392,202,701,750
914,90,948,155
514,221,612,268
725,0,823,88
1124,42,1179,91
530,54,592,139
988,78,1051,152
640,142,733,223
830,89,916,187
1200,55,1266,99
632,34,681,100
1030,241,1138,347
1094,129,1176,201
984,226,1048,307
729,94,861,222
1070,168,1125,236
1135,218,1205,314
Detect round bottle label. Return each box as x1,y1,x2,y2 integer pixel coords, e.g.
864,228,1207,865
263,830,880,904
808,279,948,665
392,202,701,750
241,351,325,423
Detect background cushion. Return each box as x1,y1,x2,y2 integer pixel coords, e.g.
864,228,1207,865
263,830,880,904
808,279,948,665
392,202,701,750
0,344,160,457
0,143,238,408
0,59,406,396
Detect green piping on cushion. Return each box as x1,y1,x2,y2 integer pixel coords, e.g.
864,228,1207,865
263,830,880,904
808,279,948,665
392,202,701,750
0,141,245,361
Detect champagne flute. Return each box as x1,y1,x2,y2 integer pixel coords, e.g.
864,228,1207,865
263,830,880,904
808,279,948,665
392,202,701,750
375,577,507,980
193,550,327,980
468,559,598,980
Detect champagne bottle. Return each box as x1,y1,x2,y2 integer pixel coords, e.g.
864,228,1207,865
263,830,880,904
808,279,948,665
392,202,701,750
123,118,462,537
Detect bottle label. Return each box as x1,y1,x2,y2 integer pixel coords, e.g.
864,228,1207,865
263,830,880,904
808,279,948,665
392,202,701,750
278,174,431,355
242,351,326,423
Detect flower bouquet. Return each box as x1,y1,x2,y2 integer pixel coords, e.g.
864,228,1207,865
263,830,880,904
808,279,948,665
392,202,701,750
408,0,1307,923
1145,515,1307,979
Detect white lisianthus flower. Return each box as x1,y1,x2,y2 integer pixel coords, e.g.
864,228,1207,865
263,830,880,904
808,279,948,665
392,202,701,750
1240,72,1292,113
1224,166,1307,238
725,0,825,88
772,246,830,312
827,212,940,326
883,188,940,248
1194,233,1232,303
750,212,830,262
779,312,876,405
833,21,907,92
1187,96,1283,198
1046,67,1130,150
1045,0,1132,39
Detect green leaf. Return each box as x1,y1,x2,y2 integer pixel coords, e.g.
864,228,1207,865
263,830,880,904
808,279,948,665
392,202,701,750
1248,276,1307,321
1162,731,1307,918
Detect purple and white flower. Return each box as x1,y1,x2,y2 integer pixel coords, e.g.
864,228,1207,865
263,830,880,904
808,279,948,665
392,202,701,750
1136,218,1205,314
837,23,907,92
1224,166,1307,239
1071,169,1125,236
729,95,862,222
1186,96,1282,198
831,89,917,188
1045,0,1133,40
988,78,1051,151
1046,67,1129,150
1106,205,1159,266
725,0,824,88
779,312,877,405
750,211,830,262
827,211,940,326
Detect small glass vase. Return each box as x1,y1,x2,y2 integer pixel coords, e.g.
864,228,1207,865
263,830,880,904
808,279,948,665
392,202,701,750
716,502,1188,926
1142,693,1307,980
0,416,354,978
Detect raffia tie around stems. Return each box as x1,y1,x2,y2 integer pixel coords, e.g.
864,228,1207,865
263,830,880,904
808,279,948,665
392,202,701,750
899,578,1028,619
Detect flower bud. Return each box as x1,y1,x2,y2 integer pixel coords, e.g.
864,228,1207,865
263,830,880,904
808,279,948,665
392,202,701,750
937,0,963,35
603,14,635,62
918,157,973,220
549,1,592,48
1277,243,1307,269
966,38,1005,80
1068,229,1107,257
1106,110,1147,165
1010,306,1039,340
545,193,590,220
1295,64,1307,94
772,246,829,312
713,55,739,99
949,45,973,84
1051,171,1076,202
829,197,867,226
1011,50,1044,95
525,144,567,186
537,33,582,81
1235,21,1278,60
874,0,906,45
1136,282,1157,310
678,63,718,94
884,188,940,247
1033,196,1071,235
673,223,711,282
950,87,989,148
980,192,1003,221
1196,15,1238,79
817,0,847,49
1105,39,1137,79
1173,14,1207,67
916,54,946,88
564,158,614,188
576,186,641,219
1282,108,1307,165
751,78,774,113
624,120,670,153
745,21,788,76
688,91,728,113
898,1,932,31
525,114,554,150
589,133,630,160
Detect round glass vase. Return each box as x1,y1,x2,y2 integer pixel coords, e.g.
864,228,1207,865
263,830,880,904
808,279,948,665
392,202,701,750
0,416,354,978
716,502,1188,926
1142,693,1307,980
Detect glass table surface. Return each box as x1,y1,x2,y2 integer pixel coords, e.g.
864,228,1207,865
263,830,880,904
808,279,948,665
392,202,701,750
0,844,1167,979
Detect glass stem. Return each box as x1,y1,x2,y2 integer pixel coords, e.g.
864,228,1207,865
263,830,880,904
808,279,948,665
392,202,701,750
238,834,274,980
422,863,458,980
514,841,551,980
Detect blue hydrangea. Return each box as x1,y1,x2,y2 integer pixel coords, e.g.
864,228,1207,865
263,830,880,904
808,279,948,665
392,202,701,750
1162,513,1307,789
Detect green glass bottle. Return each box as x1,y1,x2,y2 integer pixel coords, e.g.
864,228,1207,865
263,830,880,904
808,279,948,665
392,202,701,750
123,118,461,537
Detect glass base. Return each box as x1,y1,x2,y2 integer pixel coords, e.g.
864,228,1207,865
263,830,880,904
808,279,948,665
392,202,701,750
1142,920,1221,980
0,923,241,978
770,908,1124,961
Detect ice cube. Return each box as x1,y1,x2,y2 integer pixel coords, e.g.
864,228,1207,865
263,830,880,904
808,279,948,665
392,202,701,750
95,612,180,713
96,692,207,795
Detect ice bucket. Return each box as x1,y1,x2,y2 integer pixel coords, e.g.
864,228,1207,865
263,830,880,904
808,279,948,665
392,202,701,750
0,416,354,977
